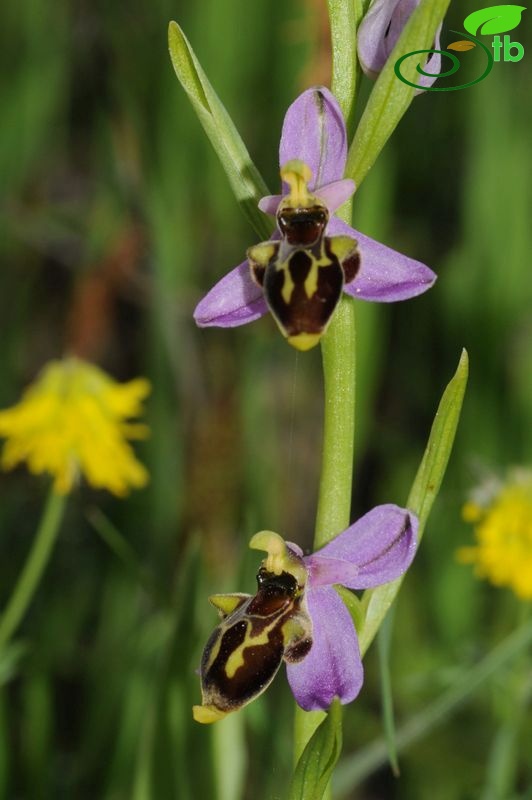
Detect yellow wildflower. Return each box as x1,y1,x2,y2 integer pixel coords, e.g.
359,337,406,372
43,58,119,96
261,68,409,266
457,471,532,600
0,358,150,496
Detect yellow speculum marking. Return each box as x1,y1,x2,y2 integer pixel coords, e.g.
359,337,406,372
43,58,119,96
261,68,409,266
278,251,333,307
303,259,319,299
280,261,295,305
303,252,337,300
225,622,277,679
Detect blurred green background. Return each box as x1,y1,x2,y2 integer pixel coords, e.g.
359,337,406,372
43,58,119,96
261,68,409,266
1,0,531,798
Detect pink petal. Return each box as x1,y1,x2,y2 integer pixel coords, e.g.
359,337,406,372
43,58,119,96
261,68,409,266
388,1,442,90
279,87,348,189
258,194,283,215
286,587,363,711
417,23,443,90
358,0,399,77
327,217,436,302
193,260,268,328
357,0,442,89
306,504,417,590
315,179,356,212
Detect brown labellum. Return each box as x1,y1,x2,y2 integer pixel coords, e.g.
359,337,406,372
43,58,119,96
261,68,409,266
193,567,312,723
247,207,359,352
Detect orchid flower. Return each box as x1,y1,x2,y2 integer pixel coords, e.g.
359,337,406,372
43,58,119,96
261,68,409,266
194,87,436,349
358,0,442,86
193,504,417,722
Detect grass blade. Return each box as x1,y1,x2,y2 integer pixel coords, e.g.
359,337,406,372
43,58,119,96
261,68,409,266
335,620,532,796
359,349,469,656
168,21,272,240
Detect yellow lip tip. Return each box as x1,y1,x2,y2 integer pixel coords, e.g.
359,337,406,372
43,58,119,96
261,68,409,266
192,704,228,724
287,333,322,352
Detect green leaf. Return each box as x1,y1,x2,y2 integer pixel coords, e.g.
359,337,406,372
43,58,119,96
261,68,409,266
168,22,272,240
358,349,469,657
288,699,343,800
405,348,468,528
463,5,526,36
347,0,451,187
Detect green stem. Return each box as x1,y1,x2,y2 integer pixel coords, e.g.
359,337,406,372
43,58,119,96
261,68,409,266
293,0,359,777
326,0,358,138
0,489,66,651
293,293,356,764
294,221,356,770
314,295,356,549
